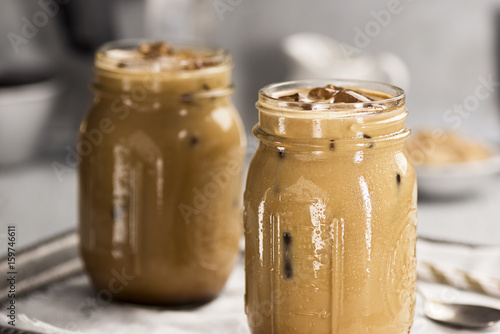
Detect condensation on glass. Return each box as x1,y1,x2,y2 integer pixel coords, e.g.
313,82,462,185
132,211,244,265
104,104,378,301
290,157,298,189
244,79,417,334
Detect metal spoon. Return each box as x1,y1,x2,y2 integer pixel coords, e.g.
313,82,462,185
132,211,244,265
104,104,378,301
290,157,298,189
418,287,500,329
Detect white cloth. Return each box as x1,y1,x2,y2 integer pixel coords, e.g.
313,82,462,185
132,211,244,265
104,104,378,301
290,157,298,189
415,240,500,333
2,240,500,333
2,257,247,334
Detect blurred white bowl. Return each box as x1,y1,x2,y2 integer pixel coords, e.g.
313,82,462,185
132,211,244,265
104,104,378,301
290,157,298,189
281,32,411,90
0,78,60,165
416,143,500,198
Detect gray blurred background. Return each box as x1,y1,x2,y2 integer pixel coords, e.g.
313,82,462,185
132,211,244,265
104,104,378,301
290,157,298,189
1,0,500,248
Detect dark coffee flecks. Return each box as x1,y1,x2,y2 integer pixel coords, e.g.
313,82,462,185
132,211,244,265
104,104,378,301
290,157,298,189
117,62,127,68
181,94,192,103
396,173,402,185
361,133,374,148
302,103,313,110
329,139,335,151
202,83,210,90
278,149,285,159
190,136,199,147
283,232,292,246
283,231,293,279
284,260,293,279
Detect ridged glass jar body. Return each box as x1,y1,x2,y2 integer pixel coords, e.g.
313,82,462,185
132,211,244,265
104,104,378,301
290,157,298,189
244,79,417,333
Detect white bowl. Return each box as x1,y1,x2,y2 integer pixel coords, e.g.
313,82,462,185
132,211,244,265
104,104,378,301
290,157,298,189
0,78,60,165
415,144,500,198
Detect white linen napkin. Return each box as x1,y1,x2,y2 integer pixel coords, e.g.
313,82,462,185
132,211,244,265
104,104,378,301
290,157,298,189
2,240,500,333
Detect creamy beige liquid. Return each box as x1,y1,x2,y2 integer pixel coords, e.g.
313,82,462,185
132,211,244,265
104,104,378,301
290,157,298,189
245,83,417,333
79,42,246,305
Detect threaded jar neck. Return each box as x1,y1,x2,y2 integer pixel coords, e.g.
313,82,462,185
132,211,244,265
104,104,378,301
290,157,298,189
255,79,409,150
92,39,233,96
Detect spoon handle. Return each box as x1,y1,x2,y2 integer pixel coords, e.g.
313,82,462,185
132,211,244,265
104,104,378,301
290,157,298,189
418,261,500,298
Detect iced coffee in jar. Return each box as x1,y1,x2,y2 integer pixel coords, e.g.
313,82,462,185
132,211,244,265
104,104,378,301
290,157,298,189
79,40,246,305
244,79,417,333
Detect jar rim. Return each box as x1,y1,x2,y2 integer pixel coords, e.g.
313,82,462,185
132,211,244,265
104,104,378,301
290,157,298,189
258,79,405,116
96,38,232,74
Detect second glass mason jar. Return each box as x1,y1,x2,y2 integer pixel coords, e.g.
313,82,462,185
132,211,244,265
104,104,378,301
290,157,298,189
244,79,417,333
79,40,246,305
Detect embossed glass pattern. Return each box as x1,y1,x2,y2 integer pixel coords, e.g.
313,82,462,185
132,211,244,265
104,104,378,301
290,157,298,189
244,79,417,333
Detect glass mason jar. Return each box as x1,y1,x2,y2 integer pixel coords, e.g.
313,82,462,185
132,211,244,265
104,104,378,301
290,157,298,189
244,79,417,333
79,40,246,305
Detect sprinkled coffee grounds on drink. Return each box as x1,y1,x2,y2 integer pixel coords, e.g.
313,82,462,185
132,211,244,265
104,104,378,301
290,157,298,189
278,149,285,159
396,173,402,185
202,83,211,90
278,84,377,105
128,41,224,70
363,134,371,139
139,41,174,58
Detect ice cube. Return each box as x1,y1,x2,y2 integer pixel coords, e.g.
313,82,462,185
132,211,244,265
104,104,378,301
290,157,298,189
333,89,374,103
280,93,309,102
325,84,340,90
308,86,336,100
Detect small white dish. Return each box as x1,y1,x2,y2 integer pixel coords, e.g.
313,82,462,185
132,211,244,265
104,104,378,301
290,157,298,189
415,142,500,198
